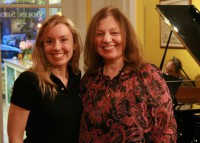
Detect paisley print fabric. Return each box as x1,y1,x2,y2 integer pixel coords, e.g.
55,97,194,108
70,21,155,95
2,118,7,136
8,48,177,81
79,63,177,143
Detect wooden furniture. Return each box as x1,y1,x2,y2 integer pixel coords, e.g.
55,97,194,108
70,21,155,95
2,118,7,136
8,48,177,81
3,59,30,105
176,86,200,104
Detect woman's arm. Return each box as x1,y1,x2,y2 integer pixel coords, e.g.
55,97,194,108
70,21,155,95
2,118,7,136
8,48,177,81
7,103,30,143
140,64,177,142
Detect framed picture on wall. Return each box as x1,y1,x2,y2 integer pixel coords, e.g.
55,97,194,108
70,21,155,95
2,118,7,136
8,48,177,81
159,0,191,49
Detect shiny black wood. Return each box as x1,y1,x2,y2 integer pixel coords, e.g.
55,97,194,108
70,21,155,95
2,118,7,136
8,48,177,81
156,5,200,66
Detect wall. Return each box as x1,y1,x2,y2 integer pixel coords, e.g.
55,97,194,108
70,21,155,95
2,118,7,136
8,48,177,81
62,0,86,73
135,0,145,48
192,0,200,9
138,0,200,86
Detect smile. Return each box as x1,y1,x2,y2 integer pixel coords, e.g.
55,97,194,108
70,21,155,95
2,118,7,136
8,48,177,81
52,53,65,58
103,45,115,50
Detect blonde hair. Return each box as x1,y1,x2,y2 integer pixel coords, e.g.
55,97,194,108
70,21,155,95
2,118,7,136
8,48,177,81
29,14,83,99
84,6,144,73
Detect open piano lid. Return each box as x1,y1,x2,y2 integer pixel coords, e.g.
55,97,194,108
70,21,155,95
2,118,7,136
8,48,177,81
156,5,200,66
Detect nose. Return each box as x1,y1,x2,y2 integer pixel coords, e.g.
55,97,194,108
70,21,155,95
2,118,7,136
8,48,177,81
53,40,61,51
165,70,169,75
165,69,170,75
103,32,112,43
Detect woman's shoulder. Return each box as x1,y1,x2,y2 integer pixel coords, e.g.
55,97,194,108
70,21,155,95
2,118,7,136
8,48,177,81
17,70,38,82
135,63,163,81
81,69,99,79
68,66,82,80
140,63,160,73
19,70,37,77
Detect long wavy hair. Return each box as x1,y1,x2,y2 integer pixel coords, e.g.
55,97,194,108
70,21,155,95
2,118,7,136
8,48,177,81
29,14,83,99
84,6,144,73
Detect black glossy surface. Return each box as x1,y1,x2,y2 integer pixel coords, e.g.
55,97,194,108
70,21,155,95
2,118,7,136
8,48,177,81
156,5,200,66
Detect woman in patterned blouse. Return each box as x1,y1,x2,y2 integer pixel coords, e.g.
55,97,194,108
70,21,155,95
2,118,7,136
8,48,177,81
79,6,177,143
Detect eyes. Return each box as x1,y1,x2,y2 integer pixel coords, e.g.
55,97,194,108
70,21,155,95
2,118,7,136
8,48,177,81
96,31,120,37
44,37,71,46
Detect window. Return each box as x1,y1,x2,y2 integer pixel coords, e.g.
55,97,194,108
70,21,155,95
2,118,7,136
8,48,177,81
0,0,62,61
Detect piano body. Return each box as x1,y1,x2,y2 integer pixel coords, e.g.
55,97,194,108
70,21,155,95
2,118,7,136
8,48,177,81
156,5,200,142
176,86,200,104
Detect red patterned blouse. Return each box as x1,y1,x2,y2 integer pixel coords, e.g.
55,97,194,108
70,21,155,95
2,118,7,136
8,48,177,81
79,63,177,143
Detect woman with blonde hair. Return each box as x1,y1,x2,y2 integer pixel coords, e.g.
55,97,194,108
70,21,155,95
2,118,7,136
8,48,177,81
8,14,83,143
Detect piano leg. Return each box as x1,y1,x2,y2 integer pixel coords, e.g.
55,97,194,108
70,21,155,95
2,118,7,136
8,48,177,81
175,111,196,143
191,115,200,143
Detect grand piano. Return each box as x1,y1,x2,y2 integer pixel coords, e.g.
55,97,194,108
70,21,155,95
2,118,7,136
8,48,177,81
156,5,200,142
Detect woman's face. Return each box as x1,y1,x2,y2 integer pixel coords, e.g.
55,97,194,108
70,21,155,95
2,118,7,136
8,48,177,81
95,15,124,63
44,23,74,68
